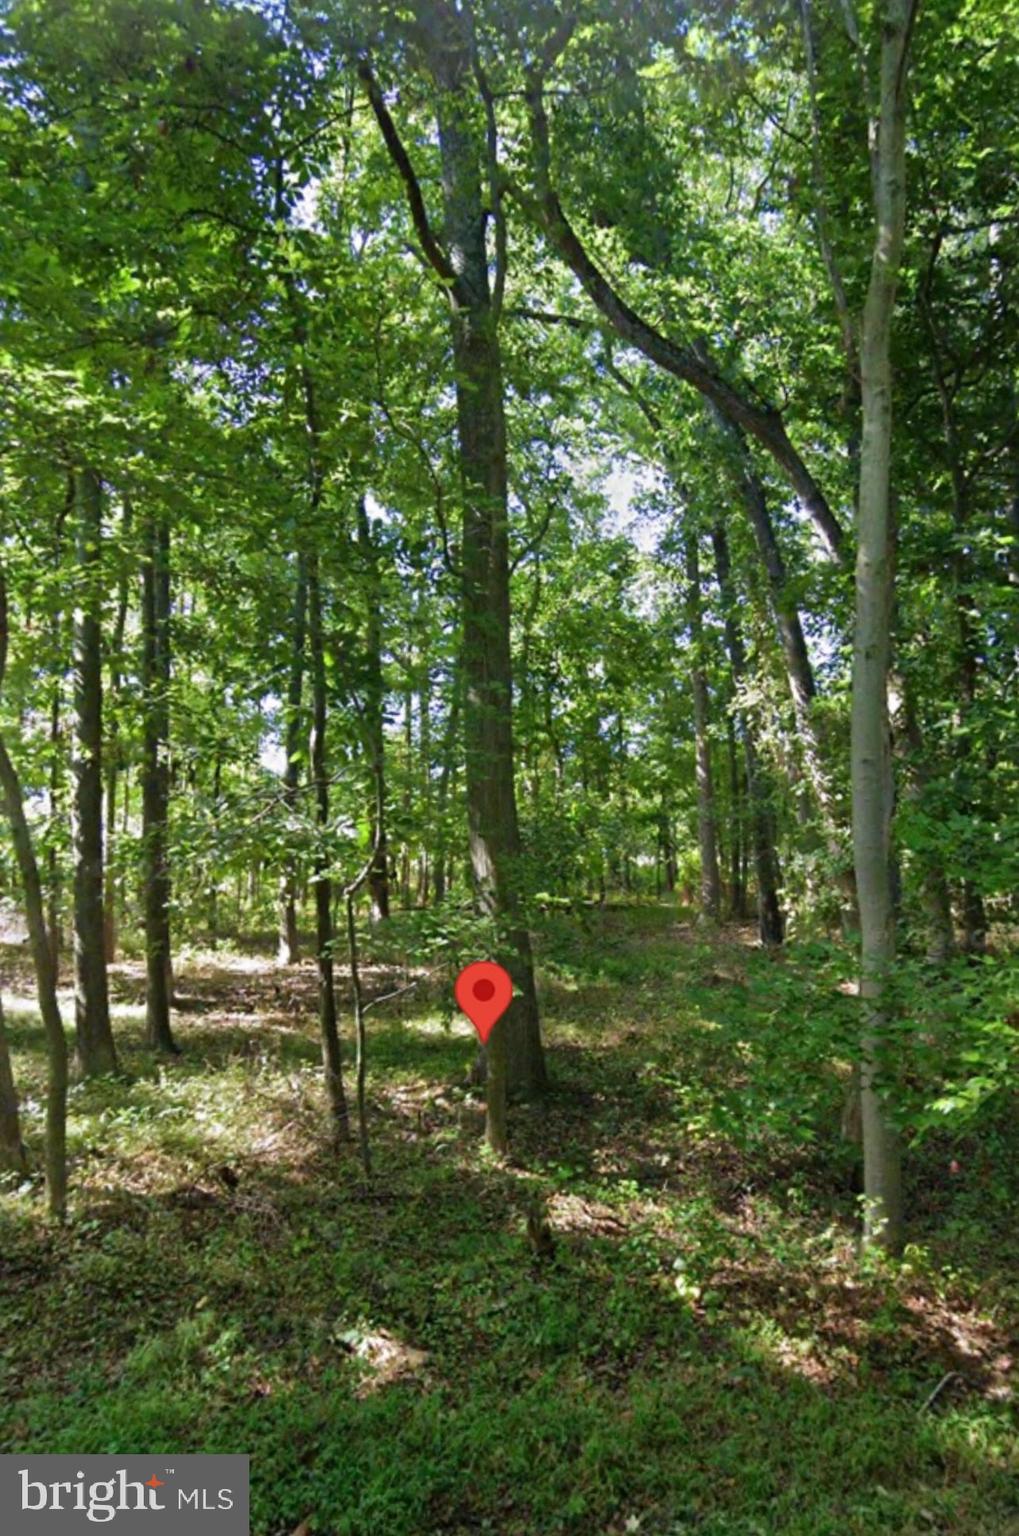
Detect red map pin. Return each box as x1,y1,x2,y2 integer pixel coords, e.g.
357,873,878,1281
455,961,513,1044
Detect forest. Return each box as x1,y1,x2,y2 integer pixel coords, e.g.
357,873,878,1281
0,0,1017,1530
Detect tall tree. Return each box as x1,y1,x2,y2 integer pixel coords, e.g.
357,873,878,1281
140,507,178,1054
308,547,349,1141
682,521,722,922
277,553,307,963
357,497,391,921
710,518,785,945
0,562,69,1217
71,466,118,1077
361,3,547,1143
0,996,27,1176
851,0,916,1253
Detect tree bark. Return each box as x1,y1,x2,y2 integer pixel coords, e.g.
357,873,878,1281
713,413,855,924
362,10,547,1123
344,890,371,1175
683,526,722,921
103,497,131,963
47,681,63,974
141,508,178,1054
0,566,68,1216
0,995,27,1175
919,271,987,954
726,720,749,920
277,553,307,962
357,499,391,921
889,669,955,962
710,518,785,944
437,83,546,1102
71,466,117,1077
432,659,461,905
852,0,914,1254
660,809,678,893
308,550,349,1141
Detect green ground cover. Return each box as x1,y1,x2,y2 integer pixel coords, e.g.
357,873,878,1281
1,907,1016,1535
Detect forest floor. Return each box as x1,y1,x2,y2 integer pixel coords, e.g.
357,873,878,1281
0,905,1017,1536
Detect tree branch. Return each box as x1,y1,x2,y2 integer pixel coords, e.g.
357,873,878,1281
357,58,458,293
511,75,848,566
465,0,507,323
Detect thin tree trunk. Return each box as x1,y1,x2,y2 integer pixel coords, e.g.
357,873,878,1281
308,551,348,1140
277,554,307,962
852,0,913,1254
141,509,177,1054
102,763,118,963
398,682,412,906
0,995,27,1175
661,809,678,893
684,526,722,921
713,412,852,923
889,670,955,962
710,518,784,944
47,682,63,974
920,273,987,954
46,478,72,974
0,743,68,1215
207,754,222,939
357,499,390,921
432,660,461,905
0,567,68,1216
71,466,117,1077
417,650,432,905
345,891,371,1176
103,497,131,964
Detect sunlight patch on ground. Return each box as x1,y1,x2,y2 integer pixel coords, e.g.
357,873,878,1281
334,1325,431,1397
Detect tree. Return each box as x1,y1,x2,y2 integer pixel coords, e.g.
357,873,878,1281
0,995,27,1176
0,561,69,1217
140,504,178,1054
851,0,916,1253
682,519,722,922
360,2,547,1147
71,466,118,1077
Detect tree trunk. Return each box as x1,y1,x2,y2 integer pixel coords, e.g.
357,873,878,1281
71,466,117,1077
432,660,461,905
47,682,63,974
660,809,678,893
429,17,546,1108
277,554,307,962
417,649,432,905
357,499,390,921
362,14,547,1132
207,754,222,939
920,273,987,955
726,721,746,918
141,509,178,1054
710,518,785,944
0,995,27,1175
889,670,955,962
684,525,722,921
308,551,348,1140
0,565,68,1216
852,0,913,1254
103,497,131,964
712,412,853,927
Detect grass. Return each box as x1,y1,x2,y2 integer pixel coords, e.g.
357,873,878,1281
1,904,1017,1535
